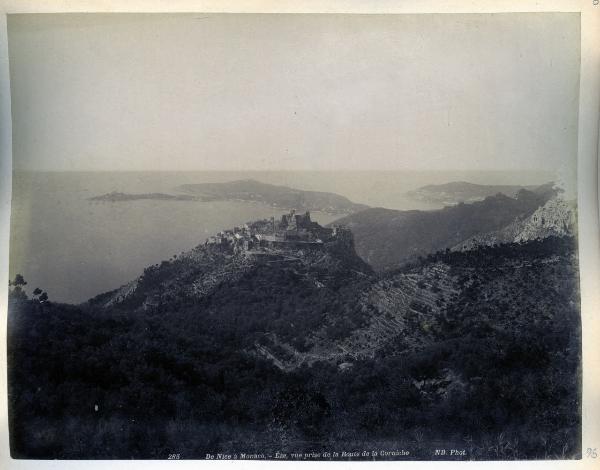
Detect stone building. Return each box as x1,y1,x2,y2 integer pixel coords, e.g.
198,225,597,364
205,209,349,253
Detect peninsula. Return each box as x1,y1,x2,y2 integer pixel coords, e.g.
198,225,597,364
89,191,198,202
177,179,369,215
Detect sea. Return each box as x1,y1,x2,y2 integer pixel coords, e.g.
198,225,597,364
8,170,555,303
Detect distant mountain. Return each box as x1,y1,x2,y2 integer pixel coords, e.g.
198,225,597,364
89,191,197,202
406,181,548,205
178,179,369,214
331,186,557,271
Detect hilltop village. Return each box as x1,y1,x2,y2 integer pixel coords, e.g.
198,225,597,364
205,210,350,254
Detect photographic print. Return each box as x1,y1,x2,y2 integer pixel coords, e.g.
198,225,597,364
5,12,582,460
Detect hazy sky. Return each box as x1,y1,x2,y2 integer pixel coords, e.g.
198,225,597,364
8,13,580,173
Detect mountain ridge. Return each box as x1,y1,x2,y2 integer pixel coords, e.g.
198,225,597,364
453,197,576,252
331,184,559,271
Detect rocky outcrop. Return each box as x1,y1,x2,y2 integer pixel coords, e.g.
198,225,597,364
514,197,576,241
453,197,576,252
99,279,139,307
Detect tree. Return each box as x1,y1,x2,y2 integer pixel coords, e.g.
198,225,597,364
39,292,49,303
9,274,27,287
8,274,28,301
32,288,42,297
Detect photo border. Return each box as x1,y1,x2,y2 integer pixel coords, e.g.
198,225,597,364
0,2,598,469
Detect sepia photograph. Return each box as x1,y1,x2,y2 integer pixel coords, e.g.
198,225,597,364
0,4,599,465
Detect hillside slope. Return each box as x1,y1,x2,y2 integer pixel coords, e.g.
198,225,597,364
90,216,372,316
8,236,580,459
256,236,579,370
453,197,576,251
8,217,580,459
331,188,555,271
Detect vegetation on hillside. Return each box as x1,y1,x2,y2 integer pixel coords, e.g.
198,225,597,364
7,236,580,459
